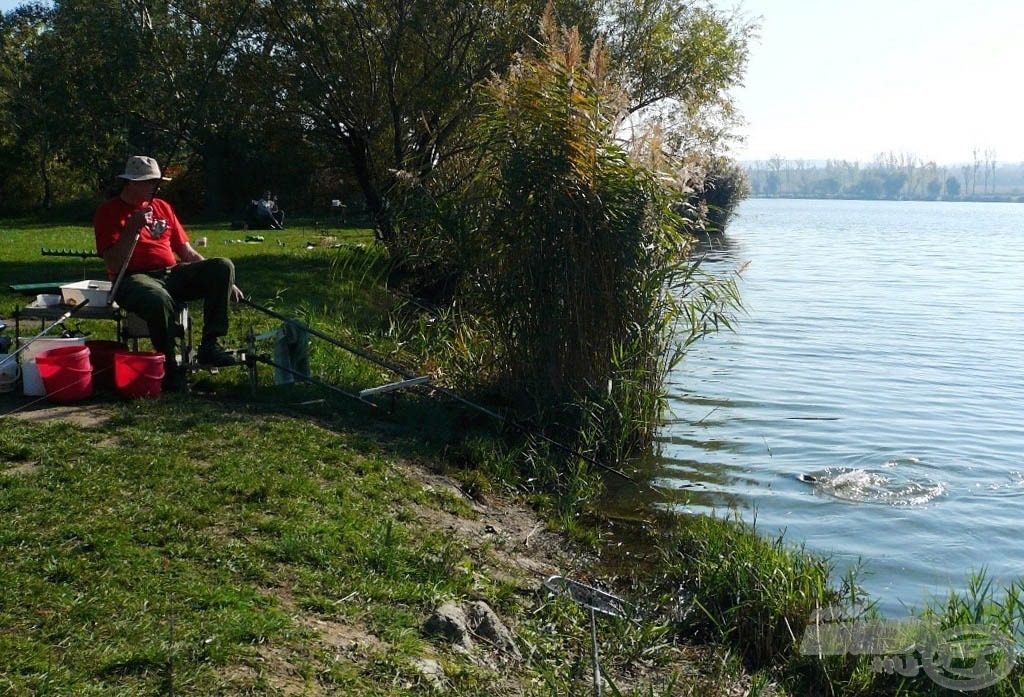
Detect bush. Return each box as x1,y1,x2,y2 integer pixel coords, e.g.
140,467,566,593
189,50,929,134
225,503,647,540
701,156,749,233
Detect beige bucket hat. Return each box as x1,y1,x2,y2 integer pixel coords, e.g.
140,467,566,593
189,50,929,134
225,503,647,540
118,155,172,181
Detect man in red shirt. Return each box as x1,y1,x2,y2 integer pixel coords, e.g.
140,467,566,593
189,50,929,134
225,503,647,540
94,155,242,391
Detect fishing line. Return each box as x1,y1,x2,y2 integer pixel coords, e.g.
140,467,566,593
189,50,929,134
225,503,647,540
239,297,666,492
121,0,256,171
0,364,116,418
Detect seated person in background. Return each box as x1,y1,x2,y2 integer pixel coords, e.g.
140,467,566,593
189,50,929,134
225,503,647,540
249,190,284,230
94,155,243,391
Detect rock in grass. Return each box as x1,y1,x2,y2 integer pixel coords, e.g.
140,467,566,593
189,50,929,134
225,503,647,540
424,601,521,660
409,658,447,691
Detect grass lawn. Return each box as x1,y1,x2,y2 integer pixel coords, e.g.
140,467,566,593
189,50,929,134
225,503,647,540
0,393,607,695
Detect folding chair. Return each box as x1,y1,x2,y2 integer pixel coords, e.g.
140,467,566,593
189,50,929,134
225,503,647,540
122,304,194,370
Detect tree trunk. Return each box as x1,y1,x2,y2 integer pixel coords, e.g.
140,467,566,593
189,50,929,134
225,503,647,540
344,133,396,249
38,145,53,210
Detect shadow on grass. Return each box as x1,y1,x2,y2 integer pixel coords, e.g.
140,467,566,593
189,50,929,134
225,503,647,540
2,244,389,338
33,378,499,493
95,653,165,679
0,216,94,231
2,258,105,295
2,233,510,492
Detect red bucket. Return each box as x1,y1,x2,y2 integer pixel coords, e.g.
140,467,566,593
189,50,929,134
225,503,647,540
114,351,166,399
35,345,94,403
86,340,128,392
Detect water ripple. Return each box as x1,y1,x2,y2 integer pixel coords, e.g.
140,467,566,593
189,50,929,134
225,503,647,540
653,198,1024,615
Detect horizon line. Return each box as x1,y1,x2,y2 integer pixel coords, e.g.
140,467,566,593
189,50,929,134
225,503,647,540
736,157,1023,168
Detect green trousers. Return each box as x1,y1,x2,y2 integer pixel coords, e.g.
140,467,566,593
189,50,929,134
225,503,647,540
114,258,235,364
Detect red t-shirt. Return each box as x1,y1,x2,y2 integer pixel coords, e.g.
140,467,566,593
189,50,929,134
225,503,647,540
93,196,190,277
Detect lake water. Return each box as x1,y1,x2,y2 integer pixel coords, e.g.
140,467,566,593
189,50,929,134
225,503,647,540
654,198,1024,615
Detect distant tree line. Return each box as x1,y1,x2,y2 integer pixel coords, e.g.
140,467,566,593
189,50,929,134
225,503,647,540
745,151,1024,203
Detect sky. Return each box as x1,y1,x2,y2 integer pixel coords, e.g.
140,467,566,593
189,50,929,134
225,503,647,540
717,0,1024,165
0,0,28,13
3,0,1022,165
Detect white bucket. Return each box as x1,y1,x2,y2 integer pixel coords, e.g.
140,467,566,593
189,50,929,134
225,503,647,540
0,354,21,394
17,336,87,396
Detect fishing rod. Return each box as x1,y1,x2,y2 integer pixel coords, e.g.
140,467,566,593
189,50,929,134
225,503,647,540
108,173,170,306
108,226,144,306
108,1,257,302
114,0,256,208
240,297,640,486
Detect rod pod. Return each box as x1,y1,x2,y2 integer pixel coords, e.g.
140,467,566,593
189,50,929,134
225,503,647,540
240,297,639,485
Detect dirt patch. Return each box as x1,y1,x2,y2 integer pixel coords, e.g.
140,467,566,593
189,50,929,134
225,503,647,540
2,460,42,476
300,615,387,656
404,466,571,590
251,645,313,697
1,395,113,428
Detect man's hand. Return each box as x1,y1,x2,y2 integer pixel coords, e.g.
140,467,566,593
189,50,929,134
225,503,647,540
101,207,149,272
231,284,244,303
125,206,153,237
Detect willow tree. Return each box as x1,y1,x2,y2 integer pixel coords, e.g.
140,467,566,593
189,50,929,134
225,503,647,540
603,0,751,155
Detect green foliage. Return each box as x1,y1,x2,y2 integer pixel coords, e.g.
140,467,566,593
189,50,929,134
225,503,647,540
471,16,671,418
437,13,739,463
2,0,755,234
265,0,557,248
657,512,864,669
699,156,749,233
0,0,330,216
371,10,745,471
601,0,754,158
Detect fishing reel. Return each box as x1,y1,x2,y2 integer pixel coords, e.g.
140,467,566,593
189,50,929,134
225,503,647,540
59,324,90,339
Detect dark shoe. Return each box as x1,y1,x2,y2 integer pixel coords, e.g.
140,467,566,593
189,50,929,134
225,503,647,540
197,339,237,367
162,368,189,394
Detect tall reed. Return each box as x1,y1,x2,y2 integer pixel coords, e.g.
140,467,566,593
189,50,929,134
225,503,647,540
433,9,741,463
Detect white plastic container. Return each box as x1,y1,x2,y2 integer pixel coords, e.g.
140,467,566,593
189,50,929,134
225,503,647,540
17,336,87,396
28,294,62,308
60,280,112,308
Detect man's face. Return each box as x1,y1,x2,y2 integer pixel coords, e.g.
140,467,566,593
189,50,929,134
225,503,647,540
123,179,160,204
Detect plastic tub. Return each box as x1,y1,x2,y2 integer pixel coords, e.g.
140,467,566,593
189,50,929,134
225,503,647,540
35,345,93,402
86,340,128,392
17,336,87,396
114,351,166,399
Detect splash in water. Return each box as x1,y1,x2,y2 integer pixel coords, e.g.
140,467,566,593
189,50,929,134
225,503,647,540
798,458,945,506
